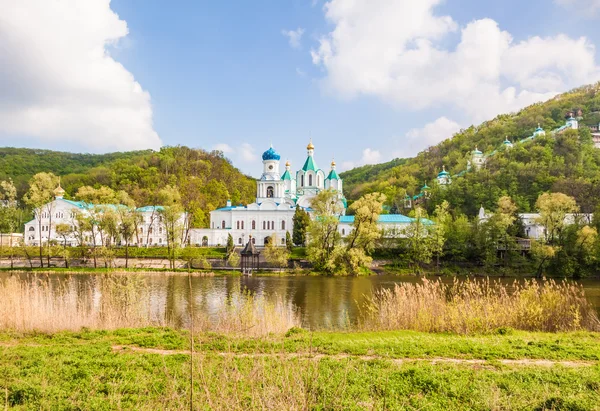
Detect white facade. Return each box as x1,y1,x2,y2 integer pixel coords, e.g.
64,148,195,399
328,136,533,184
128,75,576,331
478,207,592,240
24,190,188,247
190,141,346,247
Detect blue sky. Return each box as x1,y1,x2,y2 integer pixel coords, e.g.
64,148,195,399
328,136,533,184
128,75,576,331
2,0,600,177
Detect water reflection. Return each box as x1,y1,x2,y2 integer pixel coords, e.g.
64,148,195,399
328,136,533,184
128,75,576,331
2,273,599,330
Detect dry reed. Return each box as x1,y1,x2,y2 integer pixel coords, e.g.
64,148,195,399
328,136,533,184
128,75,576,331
0,276,300,335
360,278,600,334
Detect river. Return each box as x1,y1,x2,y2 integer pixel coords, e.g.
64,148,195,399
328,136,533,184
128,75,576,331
2,272,599,330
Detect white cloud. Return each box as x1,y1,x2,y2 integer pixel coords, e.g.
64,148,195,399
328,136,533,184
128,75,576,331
282,28,305,49
360,148,382,164
400,117,461,157
239,143,257,162
213,143,234,154
555,0,600,14
0,0,161,152
312,0,600,124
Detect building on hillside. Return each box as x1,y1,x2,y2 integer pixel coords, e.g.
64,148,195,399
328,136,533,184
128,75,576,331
477,206,592,240
436,166,451,186
503,137,513,149
23,184,188,247
469,147,485,171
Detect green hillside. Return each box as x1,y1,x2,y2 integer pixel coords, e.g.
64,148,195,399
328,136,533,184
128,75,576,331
0,146,255,227
341,83,600,215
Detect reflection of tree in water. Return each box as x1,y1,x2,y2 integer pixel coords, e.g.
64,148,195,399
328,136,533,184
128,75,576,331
240,275,260,295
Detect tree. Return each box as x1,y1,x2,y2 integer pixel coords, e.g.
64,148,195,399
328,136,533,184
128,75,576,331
0,179,20,268
119,208,140,269
23,172,59,267
306,190,344,273
226,249,240,267
535,192,579,245
292,206,310,246
226,233,235,257
264,234,290,272
158,185,185,269
431,201,451,270
285,231,293,253
55,223,73,267
403,207,434,273
340,192,386,273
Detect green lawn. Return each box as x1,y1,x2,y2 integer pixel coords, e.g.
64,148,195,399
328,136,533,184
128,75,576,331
1,328,600,409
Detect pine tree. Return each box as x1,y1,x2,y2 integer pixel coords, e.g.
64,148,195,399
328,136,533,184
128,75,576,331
292,206,310,246
285,231,293,253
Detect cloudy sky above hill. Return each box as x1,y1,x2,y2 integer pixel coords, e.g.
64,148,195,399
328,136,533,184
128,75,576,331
1,0,600,175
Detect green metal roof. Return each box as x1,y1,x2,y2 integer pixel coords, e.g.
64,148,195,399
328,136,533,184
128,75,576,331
326,169,340,180
301,155,317,172
281,169,292,181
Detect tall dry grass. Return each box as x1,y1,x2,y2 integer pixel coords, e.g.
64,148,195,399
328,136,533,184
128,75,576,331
0,275,300,335
360,278,600,334
0,275,157,332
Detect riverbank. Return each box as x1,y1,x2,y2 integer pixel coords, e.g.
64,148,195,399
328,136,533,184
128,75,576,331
2,327,600,409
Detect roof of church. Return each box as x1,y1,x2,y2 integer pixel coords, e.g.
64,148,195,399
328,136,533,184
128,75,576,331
326,168,340,180
262,146,281,161
281,169,292,181
241,238,260,255
301,155,318,172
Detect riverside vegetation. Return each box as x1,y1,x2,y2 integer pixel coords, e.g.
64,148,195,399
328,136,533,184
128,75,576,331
1,274,600,409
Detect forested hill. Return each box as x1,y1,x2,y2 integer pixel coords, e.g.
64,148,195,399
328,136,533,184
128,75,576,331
341,83,600,216
0,146,255,227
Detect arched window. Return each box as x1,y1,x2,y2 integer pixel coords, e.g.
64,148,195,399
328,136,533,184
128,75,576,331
308,175,313,186
281,221,285,230
241,221,244,230
222,220,226,229
342,229,345,236
159,238,162,244
263,221,266,230
149,227,153,234
202,236,208,247
140,227,143,234
301,175,304,186
28,227,35,232
252,237,256,244
264,236,270,245
317,176,320,187
267,186,274,198
281,238,285,245
159,227,163,234
271,221,275,230
239,237,242,245
236,221,240,230
252,220,256,230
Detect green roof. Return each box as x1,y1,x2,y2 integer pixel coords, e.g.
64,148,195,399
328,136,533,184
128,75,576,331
302,155,317,172
281,169,292,181
326,169,339,180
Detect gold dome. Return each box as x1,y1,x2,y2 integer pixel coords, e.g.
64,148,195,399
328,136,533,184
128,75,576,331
54,179,65,197
307,139,314,150
285,160,291,167
331,159,336,167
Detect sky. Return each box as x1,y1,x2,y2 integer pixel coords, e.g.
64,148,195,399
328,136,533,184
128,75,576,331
2,0,600,177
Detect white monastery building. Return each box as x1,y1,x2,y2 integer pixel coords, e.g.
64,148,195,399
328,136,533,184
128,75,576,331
189,141,347,247
24,184,187,247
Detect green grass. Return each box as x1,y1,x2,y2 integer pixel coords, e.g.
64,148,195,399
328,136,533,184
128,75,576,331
2,328,600,409
0,246,227,259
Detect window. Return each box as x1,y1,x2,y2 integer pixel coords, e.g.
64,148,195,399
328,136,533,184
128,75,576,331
149,227,153,234
252,238,256,244
140,227,143,234
239,237,242,245
281,238,285,245
281,221,285,230
267,186,274,198
159,238,162,244
342,229,345,235
241,221,244,230
237,221,240,229
308,175,313,186
159,227,163,234
252,220,256,230
317,176,320,187
271,221,274,231
263,221,266,230
29,227,35,232
222,220,226,229
301,175,304,186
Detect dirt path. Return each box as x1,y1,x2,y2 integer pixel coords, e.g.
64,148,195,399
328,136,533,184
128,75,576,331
110,345,597,368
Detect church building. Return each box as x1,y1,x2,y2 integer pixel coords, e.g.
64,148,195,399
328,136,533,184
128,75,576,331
189,141,346,247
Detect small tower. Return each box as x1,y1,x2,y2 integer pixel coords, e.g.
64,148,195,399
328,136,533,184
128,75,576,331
566,116,579,130
420,183,430,199
471,147,485,170
503,137,513,149
325,158,342,192
534,123,546,137
257,145,285,202
54,178,65,199
437,165,451,186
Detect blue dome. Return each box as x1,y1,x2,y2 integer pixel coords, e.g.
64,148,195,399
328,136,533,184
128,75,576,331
262,146,281,161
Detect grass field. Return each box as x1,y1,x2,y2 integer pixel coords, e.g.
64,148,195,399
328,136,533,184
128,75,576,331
2,327,600,410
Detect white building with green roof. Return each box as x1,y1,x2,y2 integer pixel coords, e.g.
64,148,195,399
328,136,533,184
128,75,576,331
189,140,346,247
